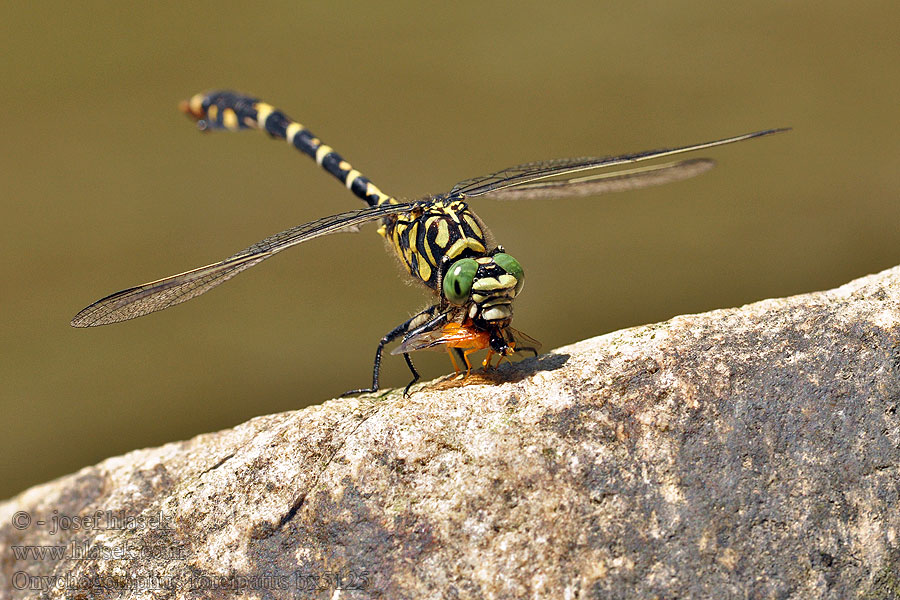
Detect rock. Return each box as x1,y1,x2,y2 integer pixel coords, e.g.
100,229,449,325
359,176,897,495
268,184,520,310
3,266,900,599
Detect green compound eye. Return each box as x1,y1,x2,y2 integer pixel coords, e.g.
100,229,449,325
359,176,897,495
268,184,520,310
493,253,525,295
443,258,478,304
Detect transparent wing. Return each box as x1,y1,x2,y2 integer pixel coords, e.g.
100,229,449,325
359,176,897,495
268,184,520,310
449,128,789,199
71,202,414,327
391,328,455,354
391,323,542,356
391,320,469,355
483,158,715,200
507,326,541,353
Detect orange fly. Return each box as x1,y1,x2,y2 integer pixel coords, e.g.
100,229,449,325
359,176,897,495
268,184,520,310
392,320,540,377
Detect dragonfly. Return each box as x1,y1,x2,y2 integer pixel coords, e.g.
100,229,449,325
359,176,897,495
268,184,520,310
71,90,788,394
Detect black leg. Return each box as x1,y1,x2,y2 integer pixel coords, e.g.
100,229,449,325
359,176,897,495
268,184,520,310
341,320,415,396
401,353,420,396
342,306,440,396
392,309,452,395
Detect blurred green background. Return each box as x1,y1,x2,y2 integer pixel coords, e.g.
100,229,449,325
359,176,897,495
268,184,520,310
2,2,898,499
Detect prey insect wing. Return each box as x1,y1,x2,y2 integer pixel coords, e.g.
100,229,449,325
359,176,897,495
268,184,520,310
505,326,541,353
391,321,540,356
391,321,485,354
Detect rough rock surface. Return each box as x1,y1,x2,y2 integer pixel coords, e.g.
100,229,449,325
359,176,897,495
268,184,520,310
4,267,900,599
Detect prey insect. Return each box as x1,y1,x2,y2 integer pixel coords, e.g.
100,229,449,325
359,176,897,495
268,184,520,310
71,90,788,394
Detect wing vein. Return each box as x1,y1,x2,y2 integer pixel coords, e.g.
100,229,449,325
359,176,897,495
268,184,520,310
449,128,789,198
71,202,414,327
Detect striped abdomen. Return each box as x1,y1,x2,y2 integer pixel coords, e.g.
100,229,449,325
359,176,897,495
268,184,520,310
181,91,394,207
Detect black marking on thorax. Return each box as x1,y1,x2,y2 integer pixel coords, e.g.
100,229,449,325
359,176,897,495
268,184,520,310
379,199,489,289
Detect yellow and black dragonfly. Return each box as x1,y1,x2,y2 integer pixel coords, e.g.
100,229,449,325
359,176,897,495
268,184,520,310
72,91,787,394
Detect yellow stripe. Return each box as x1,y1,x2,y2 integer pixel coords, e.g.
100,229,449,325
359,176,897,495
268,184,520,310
393,222,405,253
473,274,516,291
446,238,485,260
409,222,419,251
255,103,274,128
345,169,362,190
418,257,432,282
366,182,392,205
434,219,450,248
422,217,439,266
223,108,239,131
422,237,437,265
442,202,461,223
315,144,333,166
189,94,204,115
285,122,303,143
207,104,218,121
423,237,436,267
463,214,483,238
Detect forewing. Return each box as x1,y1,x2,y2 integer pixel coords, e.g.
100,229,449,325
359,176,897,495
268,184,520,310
449,128,788,199
484,158,715,200
71,202,414,327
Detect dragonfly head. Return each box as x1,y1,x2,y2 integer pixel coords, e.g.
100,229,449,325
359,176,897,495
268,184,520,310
442,251,525,332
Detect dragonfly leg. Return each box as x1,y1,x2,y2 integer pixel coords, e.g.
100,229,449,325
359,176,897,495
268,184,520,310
342,315,422,396
396,309,456,395
342,306,443,396
401,353,420,397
